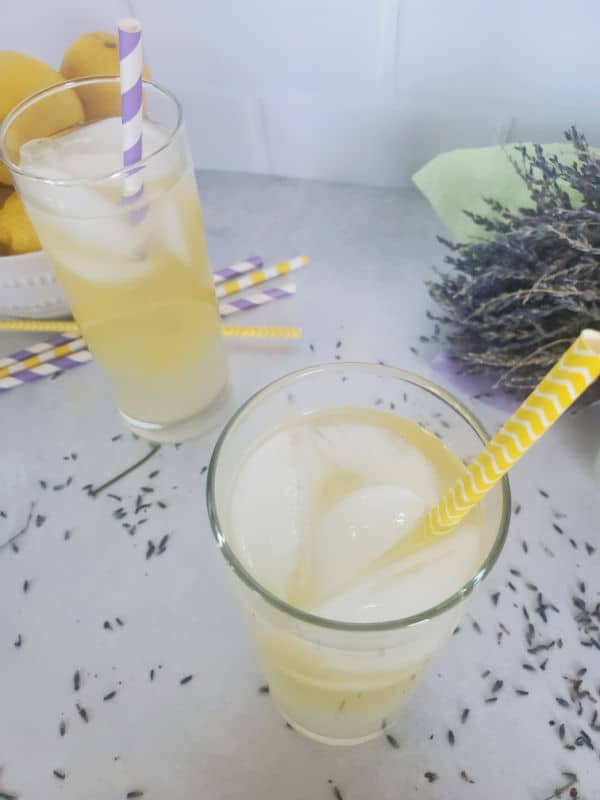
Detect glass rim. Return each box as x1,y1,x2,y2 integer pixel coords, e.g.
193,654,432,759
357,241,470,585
206,362,511,633
0,76,182,187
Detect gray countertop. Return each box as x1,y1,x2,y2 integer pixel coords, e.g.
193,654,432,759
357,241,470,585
1,170,599,800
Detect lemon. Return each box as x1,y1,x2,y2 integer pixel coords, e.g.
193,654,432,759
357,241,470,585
0,185,11,208
61,32,150,120
0,186,11,254
0,191,41,254
0,52,84,186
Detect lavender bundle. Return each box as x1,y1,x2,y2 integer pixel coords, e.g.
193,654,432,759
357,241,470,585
428,127,600,401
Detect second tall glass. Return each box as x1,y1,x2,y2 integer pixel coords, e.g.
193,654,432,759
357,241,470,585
208,364,511,744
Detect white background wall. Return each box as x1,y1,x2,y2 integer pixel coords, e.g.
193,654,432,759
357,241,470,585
6,0,600,187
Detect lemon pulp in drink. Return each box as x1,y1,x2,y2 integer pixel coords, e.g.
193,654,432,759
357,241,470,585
228,407,486,742
17,118,228,440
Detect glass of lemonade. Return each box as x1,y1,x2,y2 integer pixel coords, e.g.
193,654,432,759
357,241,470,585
207,363,510,745
1,78,228,442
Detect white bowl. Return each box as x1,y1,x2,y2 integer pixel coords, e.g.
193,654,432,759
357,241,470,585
0,250,70,319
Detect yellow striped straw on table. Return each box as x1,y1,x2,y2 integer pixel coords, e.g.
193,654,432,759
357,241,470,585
215,256,308,299
0,320,300,341
0,319,301,380
425,329,600,538
0,324,301,392
0,320,80,333
221,326,301,339
0,259,304,339
0,325,301,391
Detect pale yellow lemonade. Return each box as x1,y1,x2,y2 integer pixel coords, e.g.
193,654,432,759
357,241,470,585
229,407,487,742
17,118,227,436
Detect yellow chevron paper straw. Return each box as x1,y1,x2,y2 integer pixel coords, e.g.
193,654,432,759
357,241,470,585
0,326,300,378
0,320,300,341
347,330,600,581
221,326,301,339
0,284,299,337
215,256,308,299
424,329,600,538
0,326,301,393
0,337,86,379
0,320,80,333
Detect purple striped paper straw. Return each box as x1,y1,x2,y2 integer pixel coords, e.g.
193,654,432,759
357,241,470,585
0,333,79,369
0,351,92,393
218,284,297,317
118,17,145,221
212,256,263,285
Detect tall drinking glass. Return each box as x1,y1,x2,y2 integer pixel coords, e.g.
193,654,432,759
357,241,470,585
1,78,228,442
207,364,510,745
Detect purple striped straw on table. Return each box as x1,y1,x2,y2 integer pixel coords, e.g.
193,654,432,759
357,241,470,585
118,17,146,220
212,256,263,285
0,350,92,393
0,333,79,369
218,284,297,316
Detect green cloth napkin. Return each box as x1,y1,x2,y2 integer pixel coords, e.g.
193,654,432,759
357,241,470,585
412,143,584,244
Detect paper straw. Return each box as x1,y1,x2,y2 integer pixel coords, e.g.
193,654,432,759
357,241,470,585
0,277,298,392
0,252,289,331
215,256,308,299
0,325,300,393
0,288,299,393
0,322,300,341
0,338,85,380
0,285,297,336
313,330,600,598
221,326,301,339
218,284,297,317
0,320,80,333
1,325,299,383
0,350,93,392
213,256,263,285
0,252,271,331
0,332,80,369
0,276,298,333
118,17,145,213
424,329,600,538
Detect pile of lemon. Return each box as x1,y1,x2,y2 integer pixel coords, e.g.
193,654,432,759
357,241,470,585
0,34,149,256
